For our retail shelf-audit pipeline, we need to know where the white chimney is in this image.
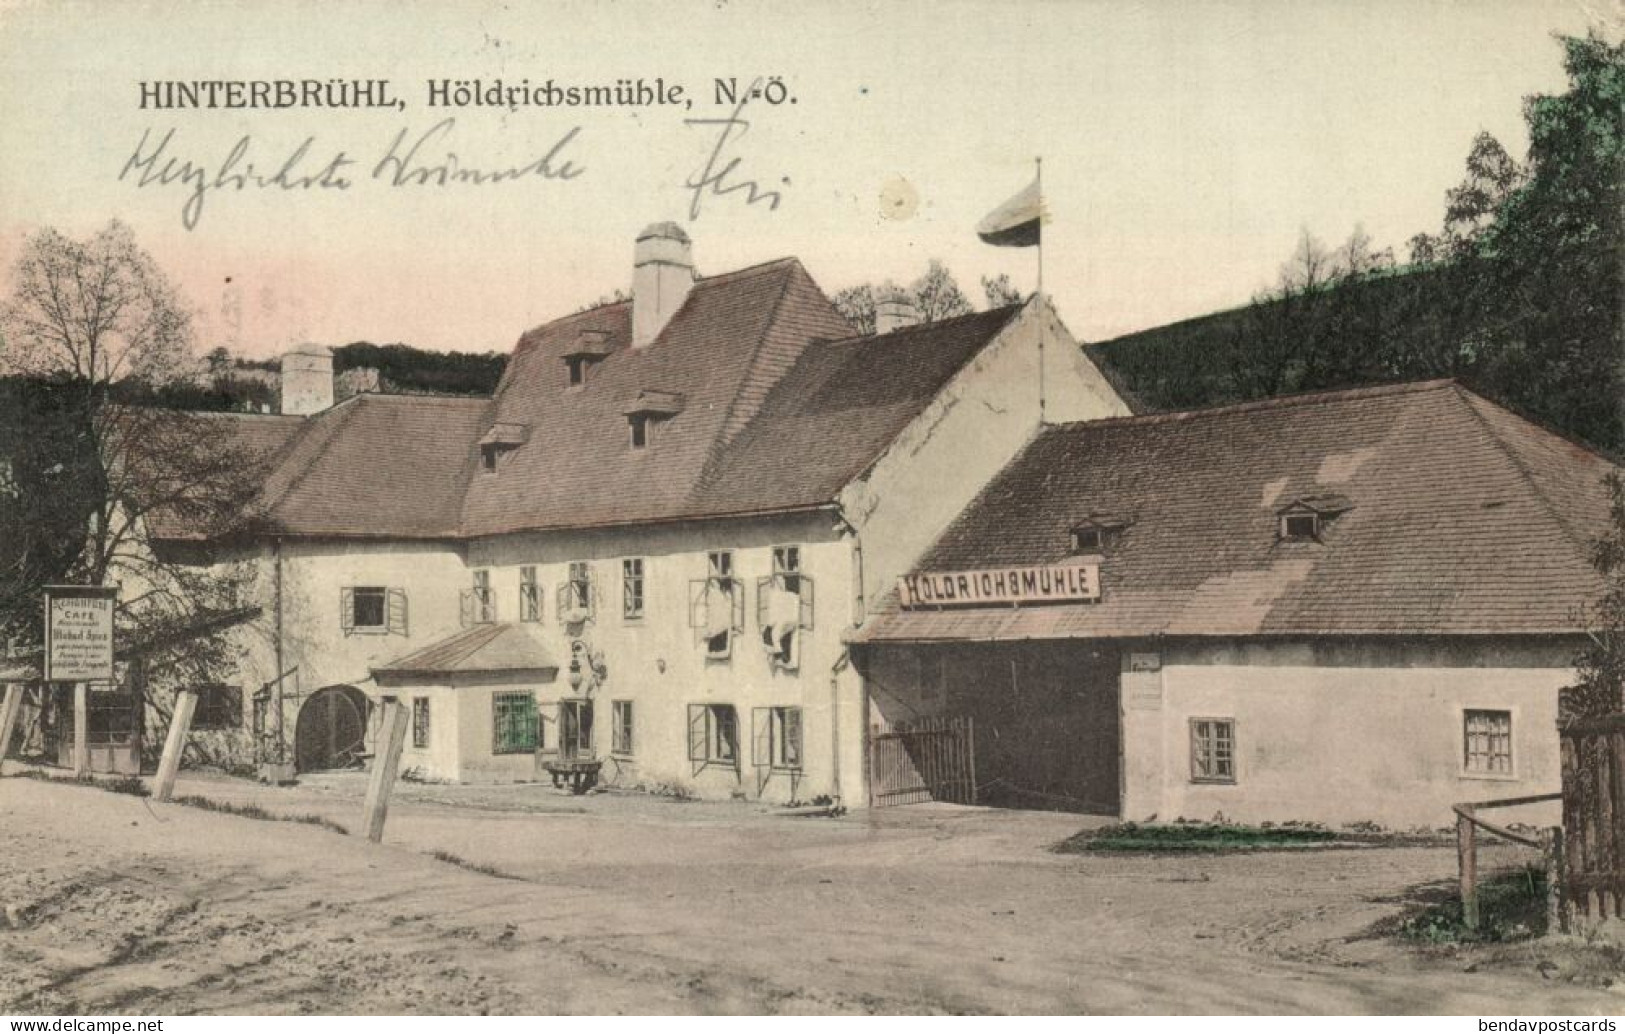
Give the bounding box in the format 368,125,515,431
874,289,920,335
280,344,335,415
632,222,695,348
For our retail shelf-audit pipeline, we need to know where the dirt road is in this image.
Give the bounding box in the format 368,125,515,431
1,774,1619,1015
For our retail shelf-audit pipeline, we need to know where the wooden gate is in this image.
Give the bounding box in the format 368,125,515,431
869,715,976,807
1560,715,1625,921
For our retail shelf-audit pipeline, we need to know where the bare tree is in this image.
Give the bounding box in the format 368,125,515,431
982,274,1025,308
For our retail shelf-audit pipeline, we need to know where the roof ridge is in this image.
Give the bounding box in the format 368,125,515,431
819,304,1022,350
1044,378,1460,432
701,259,800,476
694,256,799,286
1450,384,1599,567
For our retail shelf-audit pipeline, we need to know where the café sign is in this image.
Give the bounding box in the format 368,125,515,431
898,563,1101,608
44,585,117,682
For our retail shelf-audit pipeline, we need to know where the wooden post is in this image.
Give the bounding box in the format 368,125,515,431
1543,825,1567,935
361,701,409,843
1458,809,1479,931
153,689,197,803
73,682,89,777
0,684,22,774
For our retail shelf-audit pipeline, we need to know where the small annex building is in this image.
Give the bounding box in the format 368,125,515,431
850,380,1619,828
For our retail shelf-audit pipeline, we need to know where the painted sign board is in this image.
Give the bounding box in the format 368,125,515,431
44,585,117,683
898,564,1100,609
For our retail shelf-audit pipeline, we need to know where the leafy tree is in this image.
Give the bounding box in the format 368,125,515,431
832,261,983,333
0,222,265,720
982,274,1024,308
1567,473,1625,720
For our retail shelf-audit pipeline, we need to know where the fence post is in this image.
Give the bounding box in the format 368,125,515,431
73,682,89,777
0,684,22,775
1542,825,1567,935
361,701,409,843
1457,809,1479,931
152,689,197,803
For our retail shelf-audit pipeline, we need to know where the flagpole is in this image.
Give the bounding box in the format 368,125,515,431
1036,155,1046,424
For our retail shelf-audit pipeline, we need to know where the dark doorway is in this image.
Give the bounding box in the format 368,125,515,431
294,685,369,772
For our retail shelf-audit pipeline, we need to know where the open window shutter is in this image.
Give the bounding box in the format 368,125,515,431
589,568,600,620
688,580,708,642
537,700,559,758
340,588,355,636
731,583,746,632
387,588,408,636
752,707,770,768
755,577,771,630
687,704,706,762
799,576,815,630
458,589,472,629
785,708,802,769
555,582,570,625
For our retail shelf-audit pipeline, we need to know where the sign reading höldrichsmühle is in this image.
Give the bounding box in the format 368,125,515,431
898,564,1100,608
44,585,118,682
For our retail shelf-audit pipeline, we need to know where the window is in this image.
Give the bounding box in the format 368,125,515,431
412,696,430,749
758,547,814,669
690,552,743,658
612,700,634,756
1071,526,1103,554
1464,709,1513,776
193,685,242,731
342,586,407,636
566,356,588,387
492,692,537,754
519,566,541,622
1190,718,1236,783
1279,511,1320,541
688,703,739,768
622,558,644,619
481,445,500,473
461,570,495,626
629,414,653,449
753,706,803,771
352,587,385,630
558,561,595,623
560,699,594,761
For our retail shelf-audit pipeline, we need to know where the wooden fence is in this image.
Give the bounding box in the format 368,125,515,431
1560,714,1625,924
870,715,976,807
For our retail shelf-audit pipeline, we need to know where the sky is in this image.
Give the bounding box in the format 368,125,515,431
0,0,1613,359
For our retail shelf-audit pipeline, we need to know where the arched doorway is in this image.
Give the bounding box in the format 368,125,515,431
294,685,369,772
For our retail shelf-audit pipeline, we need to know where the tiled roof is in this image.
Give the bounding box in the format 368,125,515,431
141,410,306,541
372,622,559,678
457,257,860,536
853,381,1619,642
249,394,492,539
694,306,1024,512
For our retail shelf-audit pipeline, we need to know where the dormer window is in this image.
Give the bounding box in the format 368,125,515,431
1276,494,1353,543
477,422,530,474
1069,514,1128,555
1279,511,1320,541
623,390,685,451
563,330,613,389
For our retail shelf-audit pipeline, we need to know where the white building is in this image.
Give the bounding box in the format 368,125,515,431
145,223,1128,802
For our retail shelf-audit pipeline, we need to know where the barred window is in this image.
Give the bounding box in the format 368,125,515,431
193,685,242,731
412,696,430,749
1464,709,1513,775
492,692,537,755
1190,718,1235,783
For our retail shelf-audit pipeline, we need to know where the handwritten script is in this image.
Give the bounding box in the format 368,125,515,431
119,118,586,230
683,77,785,221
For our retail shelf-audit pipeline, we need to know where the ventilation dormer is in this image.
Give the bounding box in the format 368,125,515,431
478,422,530,473
1276,494,1353,542
623,390,685,450
563,330,613,388
1069,514,1130,555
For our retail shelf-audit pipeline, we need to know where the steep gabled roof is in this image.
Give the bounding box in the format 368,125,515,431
457,257,857,536
854,380,1619,642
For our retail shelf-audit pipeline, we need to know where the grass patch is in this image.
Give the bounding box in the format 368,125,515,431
169,794,349,836
9,768,150,797
1394,865,1548,944
428,849,526,881
1057,821,1339,854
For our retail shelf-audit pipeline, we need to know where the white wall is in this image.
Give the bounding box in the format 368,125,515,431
840,297,1129,612
1124,638,1575,829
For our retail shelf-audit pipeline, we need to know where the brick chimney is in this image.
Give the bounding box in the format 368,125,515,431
874,289,920,335
632,222,694,349
280,344,335,415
